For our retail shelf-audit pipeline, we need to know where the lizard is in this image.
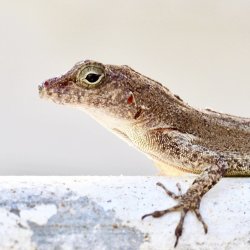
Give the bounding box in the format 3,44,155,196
38,60,250,247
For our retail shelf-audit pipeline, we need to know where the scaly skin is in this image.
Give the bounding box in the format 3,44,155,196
39,60,250,247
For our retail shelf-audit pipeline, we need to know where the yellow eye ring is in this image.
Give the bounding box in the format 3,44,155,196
76,64,105,88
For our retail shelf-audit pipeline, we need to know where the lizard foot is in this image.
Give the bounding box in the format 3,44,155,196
141,182,208,247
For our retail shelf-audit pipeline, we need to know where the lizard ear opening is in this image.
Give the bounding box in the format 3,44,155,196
76,64,105,88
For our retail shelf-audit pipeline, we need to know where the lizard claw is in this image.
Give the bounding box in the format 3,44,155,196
156,182,182,200
142,182,208,247
141,204,182,220
194,209,208,234
174,209,188,247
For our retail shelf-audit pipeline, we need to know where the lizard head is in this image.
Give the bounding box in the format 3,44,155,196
39,60,162,127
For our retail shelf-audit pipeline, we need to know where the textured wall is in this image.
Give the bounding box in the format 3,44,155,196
0,176,249,250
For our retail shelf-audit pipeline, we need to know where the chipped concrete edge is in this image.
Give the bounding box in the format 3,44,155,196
0,176,249,250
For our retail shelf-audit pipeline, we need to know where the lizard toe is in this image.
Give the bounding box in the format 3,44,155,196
142,182,209,247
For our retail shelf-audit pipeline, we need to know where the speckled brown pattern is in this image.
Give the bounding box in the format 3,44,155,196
39,60,250,247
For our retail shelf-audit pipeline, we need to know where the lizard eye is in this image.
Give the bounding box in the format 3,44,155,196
85,73,101,83
77,64,105,87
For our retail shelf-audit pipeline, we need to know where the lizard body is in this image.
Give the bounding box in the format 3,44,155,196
39,60,250,246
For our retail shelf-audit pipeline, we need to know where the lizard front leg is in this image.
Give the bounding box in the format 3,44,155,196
142,159,228,247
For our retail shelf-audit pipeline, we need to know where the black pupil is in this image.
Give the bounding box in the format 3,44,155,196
85,73,100,83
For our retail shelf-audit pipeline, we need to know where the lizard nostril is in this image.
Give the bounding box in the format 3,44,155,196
44,81,49,87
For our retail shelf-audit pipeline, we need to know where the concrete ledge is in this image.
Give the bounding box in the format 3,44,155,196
0,176,249,250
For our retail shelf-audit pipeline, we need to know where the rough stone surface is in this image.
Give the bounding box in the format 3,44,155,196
0,176,249,250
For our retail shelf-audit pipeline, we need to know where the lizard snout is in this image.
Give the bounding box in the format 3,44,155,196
39,77,59,90
38,77,61,99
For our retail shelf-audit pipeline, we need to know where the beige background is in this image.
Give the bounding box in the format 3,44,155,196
0,0,249,175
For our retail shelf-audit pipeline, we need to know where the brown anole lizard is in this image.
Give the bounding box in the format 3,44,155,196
39,60,250,247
